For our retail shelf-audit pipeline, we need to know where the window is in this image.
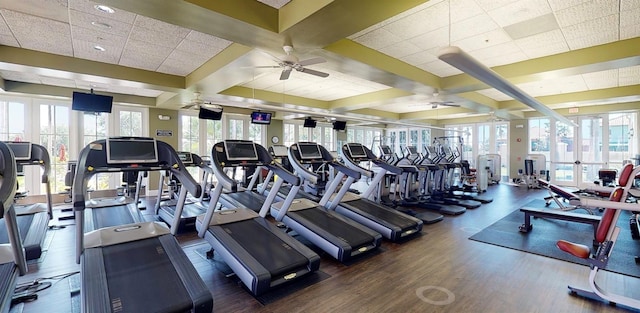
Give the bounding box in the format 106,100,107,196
0,99,27,192
205,119,222,157
181,114,200,153
283,123,296,147
228,118,244,140
40,104,71,193
119,110,143,136
248,123,263,146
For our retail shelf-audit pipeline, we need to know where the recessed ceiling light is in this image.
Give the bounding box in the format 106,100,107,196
93,45,106,52
91,21,112,29
94,5,115,14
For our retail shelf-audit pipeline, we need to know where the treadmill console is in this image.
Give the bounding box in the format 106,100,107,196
344,143,369,162
223,140,260,163
177,151,194,165
5,142,32,161
106,137,159,164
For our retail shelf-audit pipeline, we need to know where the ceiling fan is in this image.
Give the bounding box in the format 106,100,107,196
420,89,461,109
181,92,222,112
256,45,329,80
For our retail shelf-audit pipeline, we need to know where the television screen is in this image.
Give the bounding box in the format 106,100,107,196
251,112,271,125
270,145,288,157
72,91,113,113
198,107,223,120
297,143,322,160
6,142,32,161
177,151,193,164
303,118,317,128
106,138,158,164
224,140,258,161
333,120,346,131
347,143,367,158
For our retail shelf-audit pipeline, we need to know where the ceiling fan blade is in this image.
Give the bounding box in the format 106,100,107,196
181,104,195,109
439,101,460,107
252,65,281,69
298,68,329,78
279,69,292,80
297,57,326,67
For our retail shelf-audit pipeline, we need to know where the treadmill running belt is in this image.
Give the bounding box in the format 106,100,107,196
90,205,138,230
0,214,33,244
222,220,308,277
289,208,374,247
162,203,205,219
344,200,416,229
225,192,266,211
102,238,192,313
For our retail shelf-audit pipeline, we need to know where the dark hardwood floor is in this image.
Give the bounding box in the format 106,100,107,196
15,184,640,313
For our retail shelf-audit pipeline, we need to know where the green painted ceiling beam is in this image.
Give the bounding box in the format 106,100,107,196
442,38,640,93
220,86,330,110
186,43,254,88
4,81,156,106
0,46,184,92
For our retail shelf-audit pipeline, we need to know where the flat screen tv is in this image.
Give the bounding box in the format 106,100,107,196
106,138,158,164
224,140,258,161
333,120,346,131
297,143,322,160
303,118,317,128
6,142,32,161
251,111,272,125
72,91,113,113
198,107,223,120
347,143,367,158
177,151,194,164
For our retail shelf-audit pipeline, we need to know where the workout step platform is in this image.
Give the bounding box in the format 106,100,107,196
519,207,601,246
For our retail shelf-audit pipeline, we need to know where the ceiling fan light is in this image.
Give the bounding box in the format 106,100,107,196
438,46,577,127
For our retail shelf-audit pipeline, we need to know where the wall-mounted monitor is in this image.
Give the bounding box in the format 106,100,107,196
347,143,367,158
198,107,223,120
72,91,113,113
297,143,322,160
224,140,259,161
5,142,32,161
303,118,317,128
333,120,346,131
251,111,272,125
106,138,158,164
177,151,194,164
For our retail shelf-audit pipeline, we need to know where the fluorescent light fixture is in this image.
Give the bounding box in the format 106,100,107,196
438,46,578,127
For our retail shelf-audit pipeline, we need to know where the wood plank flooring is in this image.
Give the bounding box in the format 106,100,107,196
15,184,640,313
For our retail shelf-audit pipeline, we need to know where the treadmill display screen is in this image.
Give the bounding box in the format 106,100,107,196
6,142,32,161
347,143,367,158
380,145,392,155
298,143,322,160
270,145,288,157
177,151,193,164
106,138,159,164
224,141,258,161
407,146,418,155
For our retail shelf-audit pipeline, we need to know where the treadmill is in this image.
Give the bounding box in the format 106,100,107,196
216,150,268,212
263,145,321,202
156,151,212,234
0,141,28,313
74,137,212,313
0,142,51,260
195,140,320,296
267,142,382,262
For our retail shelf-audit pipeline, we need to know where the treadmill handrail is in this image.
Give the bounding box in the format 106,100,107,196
289,142,361,181
0,142,28,275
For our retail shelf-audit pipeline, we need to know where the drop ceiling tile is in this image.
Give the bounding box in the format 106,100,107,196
165,49,212,66
349,1,442,38
122,39,172,59
175,39,227,57
469,41,522,60
621,22,640,39
566,28,618,50
133,15,190,39
408,27,449,51
68,9,133,37
0,14,12,36
1,0,68,23
2,10,72,55
473,0,520,11
582,69,618,90
71,25,127,51
514,29,569,57
379,40,422,58
451,13,500,42
107,85,164,97
619,65,640,86
417,60,462,77
118,52,165,72
481,50,529,67
487,0,552,27
554,0,618,27
518,74,588,97
0,34,20,47
352,28,402,50
73,39,121,64
450,0,484,23
68,0,136,24
452,28,512,52
561,14,618,41
621,7,640,27
157,58,200,76
184,31,233,49
622,0,640,10
383,2,449,40
129,26,185,48
547,0,591,12
400,50,438,66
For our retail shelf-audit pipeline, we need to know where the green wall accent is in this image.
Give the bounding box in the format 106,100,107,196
148,108,180,191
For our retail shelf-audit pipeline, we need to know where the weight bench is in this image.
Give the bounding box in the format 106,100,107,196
538,179,594,214
519,206,601,246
